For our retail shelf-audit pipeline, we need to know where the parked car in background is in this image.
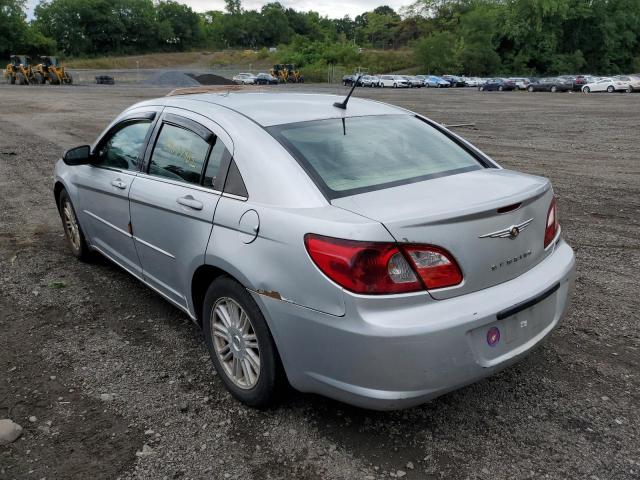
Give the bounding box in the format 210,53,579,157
54,92,575,410
424,75,450,88
572,75,596,91
379,75,410,88
508,78,531,90
233,73,256,85
402,75,424,88
526,78,572,93
342,74,358,86
614,75,640,92
254,73,278,85
479,78,517,91
463,77,481,87
582,77,628,93
442,75,466,87
361,75,381,87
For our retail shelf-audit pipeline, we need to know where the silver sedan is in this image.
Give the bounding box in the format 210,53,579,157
54,92,575,410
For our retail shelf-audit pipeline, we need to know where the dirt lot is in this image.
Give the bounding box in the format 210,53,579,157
1,84,638,480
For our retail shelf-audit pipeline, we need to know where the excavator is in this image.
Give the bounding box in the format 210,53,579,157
33,56,73,85
4,55,36,85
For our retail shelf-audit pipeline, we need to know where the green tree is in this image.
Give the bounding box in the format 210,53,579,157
414,30,459,73
1,0,30,57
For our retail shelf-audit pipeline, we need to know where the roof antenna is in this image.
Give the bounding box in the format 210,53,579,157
333,74,362,109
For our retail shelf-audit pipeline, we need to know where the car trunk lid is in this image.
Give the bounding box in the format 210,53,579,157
331,169,554,299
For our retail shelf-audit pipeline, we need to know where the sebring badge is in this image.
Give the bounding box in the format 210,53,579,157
479,218,534,240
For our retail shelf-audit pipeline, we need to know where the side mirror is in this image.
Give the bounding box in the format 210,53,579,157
63,145,91,165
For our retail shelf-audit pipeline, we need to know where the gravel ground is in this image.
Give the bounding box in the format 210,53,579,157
0,84,638,480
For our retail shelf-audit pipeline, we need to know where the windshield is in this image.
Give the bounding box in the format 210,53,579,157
268,114,484,198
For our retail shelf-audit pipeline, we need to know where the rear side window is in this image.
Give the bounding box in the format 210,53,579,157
203,139,232,190
149,124,209,185
268,114,483,199
223,160,248,198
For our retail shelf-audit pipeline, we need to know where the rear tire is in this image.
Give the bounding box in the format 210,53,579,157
551,86,557,93
58,189,92,261
202,277,283,408
498,85,504,91
606,85,614,93
527,85,534,92
583,86,590,93
625,86,631,93
479,86,484,91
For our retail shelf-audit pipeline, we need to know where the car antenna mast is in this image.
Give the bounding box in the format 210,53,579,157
333,74,362,109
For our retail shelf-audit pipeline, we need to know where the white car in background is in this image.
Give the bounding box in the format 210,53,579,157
581,77,627,93
509,78,531,90
232,73,256,85
463,77,481,87
614,75,640,92
379,75,410,88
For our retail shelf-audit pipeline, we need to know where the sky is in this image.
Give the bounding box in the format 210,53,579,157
25,0,412,19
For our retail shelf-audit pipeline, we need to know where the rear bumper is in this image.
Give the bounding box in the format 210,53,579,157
255,240,575,410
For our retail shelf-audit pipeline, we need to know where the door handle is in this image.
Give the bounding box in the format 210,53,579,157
111,179,127,189
177,195,203,210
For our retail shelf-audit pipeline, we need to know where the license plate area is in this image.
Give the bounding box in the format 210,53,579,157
468,285,559,366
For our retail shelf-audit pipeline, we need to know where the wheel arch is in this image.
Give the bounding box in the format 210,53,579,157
192,263,291,384
54,181,66,212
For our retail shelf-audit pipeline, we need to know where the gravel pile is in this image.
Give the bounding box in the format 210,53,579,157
142,71,200,87
187,73,234,85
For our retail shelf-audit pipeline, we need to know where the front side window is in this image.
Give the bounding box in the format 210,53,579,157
149,123,210,185
268,115,484,198
94,121,151,171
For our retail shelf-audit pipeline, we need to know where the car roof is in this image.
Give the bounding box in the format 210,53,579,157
161,92,406,127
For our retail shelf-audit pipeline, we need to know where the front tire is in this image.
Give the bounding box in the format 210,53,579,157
58,189,91,260
203,277,283,408
583,86,590,93
498,85,504,91
551,86,557,93
607,85,614,93
527,86,534,92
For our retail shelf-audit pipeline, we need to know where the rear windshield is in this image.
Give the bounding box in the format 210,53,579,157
268,114,484,198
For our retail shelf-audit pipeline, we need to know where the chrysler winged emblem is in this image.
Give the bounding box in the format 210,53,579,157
479,218,533,240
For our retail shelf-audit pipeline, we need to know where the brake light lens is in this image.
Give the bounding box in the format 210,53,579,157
304,234,463,294
403,245,463,289
544,196,559,247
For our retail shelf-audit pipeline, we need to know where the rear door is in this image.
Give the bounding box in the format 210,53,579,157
74,111,157,276
128,108,232,310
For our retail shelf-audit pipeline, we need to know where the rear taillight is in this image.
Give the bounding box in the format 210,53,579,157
304,234,462,294
402,245,463,289
544,197,559,248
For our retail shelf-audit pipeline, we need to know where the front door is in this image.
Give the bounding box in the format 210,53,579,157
75,114,156,276
129,109,232,311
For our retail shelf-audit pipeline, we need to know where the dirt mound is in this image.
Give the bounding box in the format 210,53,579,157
142,71,200,87
187,73,235,85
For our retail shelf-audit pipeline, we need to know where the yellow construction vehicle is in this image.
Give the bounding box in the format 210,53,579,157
33,56,73,85
270,64,288,83
3,55,36,85
285,64,304,83
269,64,304,83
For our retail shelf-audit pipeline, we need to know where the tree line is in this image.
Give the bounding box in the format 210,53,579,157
2,0,639,76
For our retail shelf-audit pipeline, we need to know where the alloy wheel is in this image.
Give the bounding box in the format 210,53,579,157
63,200,81,251
210,297,260,389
